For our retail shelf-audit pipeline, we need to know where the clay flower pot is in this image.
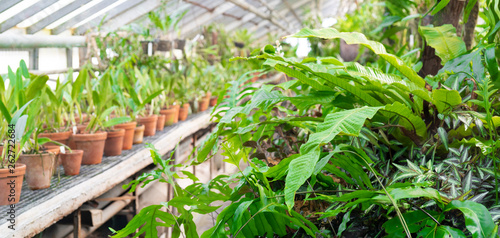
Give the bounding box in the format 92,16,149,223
114,121,137,150
18,153,56,190
72,131,108,165
0,163,26,205
44,145,61,175
137,115,158,136
251,72,259,83
39,131,72,146
160,107,178,126
156,114,166,131
133,125,145,144
60,150,83,176
198,97,210,112
179,103,190,121
209,96,218,107
104,129,125,156
74,113,89,124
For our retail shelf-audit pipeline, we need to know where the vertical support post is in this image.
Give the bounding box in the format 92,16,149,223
66,47,73,68
78,47,87,68
29,48,39,70
73,208,81,238
192,134,197,177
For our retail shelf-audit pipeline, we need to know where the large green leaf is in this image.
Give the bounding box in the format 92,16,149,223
111,205,175,238
431,88,462,113
420,24,466,64
26,75,49,101
445,200,497,238
288,28,426,87
284,106,382,210
384,102,427,138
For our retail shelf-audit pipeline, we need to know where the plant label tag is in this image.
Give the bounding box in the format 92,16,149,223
148,42,153,56
60,146,65,154
73,126,77,134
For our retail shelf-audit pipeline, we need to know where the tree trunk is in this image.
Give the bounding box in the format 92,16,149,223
419,0,465,77
463,0,479,50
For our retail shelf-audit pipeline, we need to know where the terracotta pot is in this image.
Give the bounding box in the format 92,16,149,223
104,129,125,156
251,72,259,83
198,97,210,112
60,150,83,176
0,163,26,205
179,103,190,121
76,124,88,133
156,114,166,131
137,115,158,136
72,132,108,165
18,153,55,190
39,131,72,146
205,92,212,99
209,96,218,106
160,107,178,126
133,125,145,144
114,121,137,150
74,113,89,124
44,146,61,175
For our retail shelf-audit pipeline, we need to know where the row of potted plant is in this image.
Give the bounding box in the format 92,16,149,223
0,58,226,206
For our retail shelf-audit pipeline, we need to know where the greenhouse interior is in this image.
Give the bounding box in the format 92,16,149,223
0,0,499,237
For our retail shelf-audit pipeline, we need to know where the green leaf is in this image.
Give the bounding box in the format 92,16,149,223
103,116,132,128
384,102,427,138
111,205,175,238
26,75,49,101
437,127,449,151
445,200,497,238
19,60,30,78
288,28,426,87
431,88,462,113
420,24,466,64
284,106,382,210
432,0,450,15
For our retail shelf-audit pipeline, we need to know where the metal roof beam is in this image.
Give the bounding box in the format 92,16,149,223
0,0,22,15
75,0,145,34
255,0,292,27
97,0,162,33
282,0,303,27
52,0,123,35
180,2,235,36
0,34,86,48
0,0,58,33
225,0,291,34
225,0,281,32
26,0,93,34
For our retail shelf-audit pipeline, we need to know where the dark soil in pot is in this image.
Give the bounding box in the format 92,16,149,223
137,115,158,136
114,121,137,150
60,150,83,176
0,163,26,205
104,129,125,156
72,131,108,165
18,153,55,190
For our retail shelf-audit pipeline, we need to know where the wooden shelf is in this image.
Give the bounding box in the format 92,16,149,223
0,110,213,238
